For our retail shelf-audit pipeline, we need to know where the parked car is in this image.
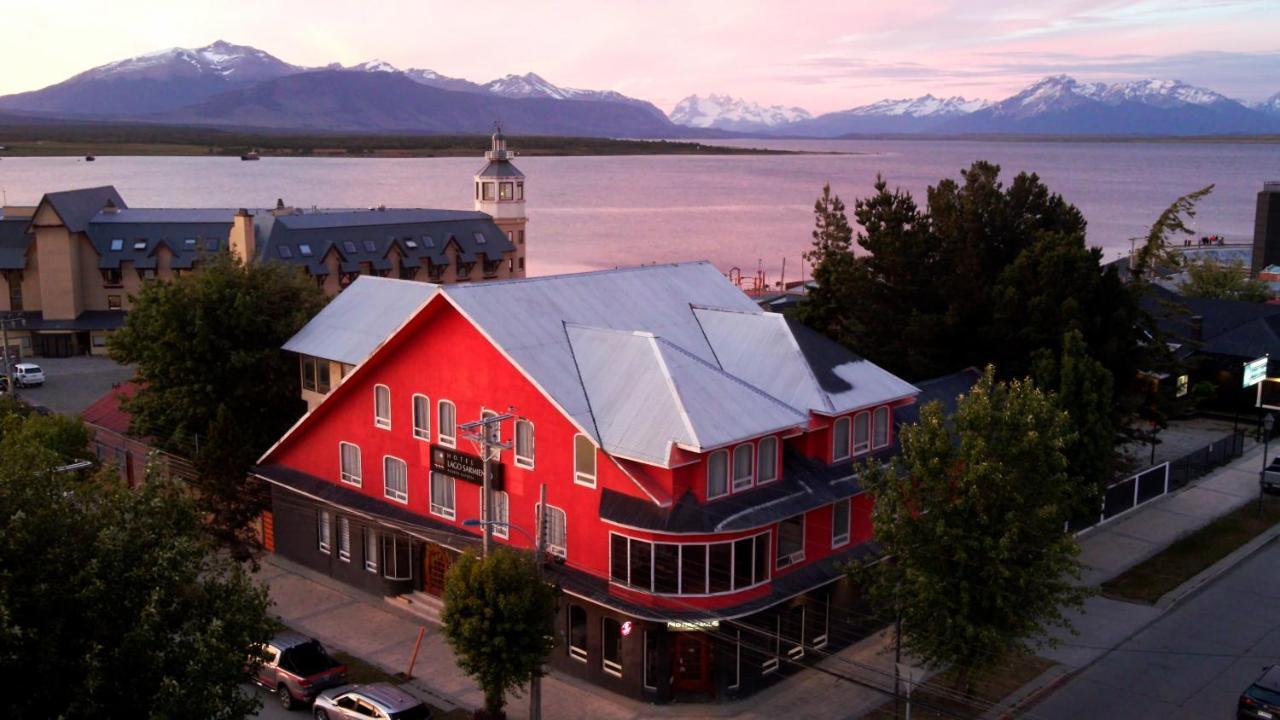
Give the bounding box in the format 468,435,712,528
1264,458,1280,494
12,363,44,387
253,632,348,710
312,683,431,720
1239,665,1280,719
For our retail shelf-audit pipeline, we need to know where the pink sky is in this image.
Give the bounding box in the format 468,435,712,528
5,0,1278,112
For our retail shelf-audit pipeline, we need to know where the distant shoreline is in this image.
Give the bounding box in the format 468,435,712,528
715,133,1280,145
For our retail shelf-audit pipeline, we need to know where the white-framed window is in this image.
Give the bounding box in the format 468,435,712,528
383,456,408,504
758,436,778,484
573,434,596,487
338,517,350,561
832,497,851,547
412,394,430,440
776,514,805,569
537,503,567,558
363,527,378,573
873,406,890,448
567,604,588,662
853,411,870,455
339,442,362,486
515,419,535,469
602,618,623,677
490,491,509,539
430,471,456,519
707,449,729,499
438,400,456,448
833,416,851,461
318,510,331,554
382,534,412,580
609,531,769,596
811,593,830,649
374,384,391,429
732,443,754,491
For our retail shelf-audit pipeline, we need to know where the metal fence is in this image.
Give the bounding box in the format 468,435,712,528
1073,429,1246,533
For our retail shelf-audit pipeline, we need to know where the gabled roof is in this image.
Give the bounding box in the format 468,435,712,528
32,186,126,233
81,381,140,436
283,276,437,365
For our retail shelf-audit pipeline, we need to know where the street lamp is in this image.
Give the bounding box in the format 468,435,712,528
1261,413,1275,517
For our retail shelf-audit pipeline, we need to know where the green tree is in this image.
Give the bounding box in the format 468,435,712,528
795,182,862,348
0,395,91,463
1033,330,1116,505
1178,255,1271,302
109,250,326,548
853,368,1088,689
442,549,557,719
0,414,275,719
1129,185,1215,281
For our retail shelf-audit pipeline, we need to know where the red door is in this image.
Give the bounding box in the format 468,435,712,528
671,634,712,696
424,544,452,597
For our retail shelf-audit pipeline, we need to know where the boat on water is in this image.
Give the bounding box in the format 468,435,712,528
84,155,95,162
240,150,260,161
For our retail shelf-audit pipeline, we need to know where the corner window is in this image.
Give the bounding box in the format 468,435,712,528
832,498,850,547
438,400,456,447
873,406,890,448
602,618,623,677
758,437,778,484
776,514,805,569
338,517,350,561
363,528,378,573
515,419,534,468
732,444,754,491
374,385,391,429
833,416,851,461
538,503,567,558
573,434,596,487
516,183,524,201
317,510,331,554
568,605,587,662
707,450,728,499
339,442,362,486
853,411,870,455
490,491,509,538
383,456,408,504
430,472,455,519
412,394,430,440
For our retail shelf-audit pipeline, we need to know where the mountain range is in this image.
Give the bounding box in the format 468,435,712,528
0,41,1277,138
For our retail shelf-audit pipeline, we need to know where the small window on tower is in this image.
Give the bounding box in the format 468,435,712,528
499,182,513,201
482,182,495,201
516,182,524,200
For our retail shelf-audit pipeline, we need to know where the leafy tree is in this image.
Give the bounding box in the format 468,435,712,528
1129,185,1215,281
1033,330,1116,505
0,413,275,719
109,250,326,548
853,368,1088,689
442,549,557,719
796,183,862,348
0,395,90,463
1179,255,1271,303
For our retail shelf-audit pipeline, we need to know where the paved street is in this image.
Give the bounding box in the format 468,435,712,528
7,355,134,415
1033,539,1280,720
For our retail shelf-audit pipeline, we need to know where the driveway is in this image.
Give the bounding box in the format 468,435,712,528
7,355,134,415
1033,538,1280,719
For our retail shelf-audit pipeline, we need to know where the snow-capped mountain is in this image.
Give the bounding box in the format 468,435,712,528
1099,79,1229,108
347,59,400,74
0,40,299,115
779,94,983,136
668,94,811,132
477,73,668,120
844,94,989,118
401,68,485,94
1256,92,1280,116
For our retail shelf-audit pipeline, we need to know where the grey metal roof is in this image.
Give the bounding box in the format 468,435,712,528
36,186,126,233
260,209,514,276
0,217,31,270
476,160,525,179
283,276,436,365
85,211,232,271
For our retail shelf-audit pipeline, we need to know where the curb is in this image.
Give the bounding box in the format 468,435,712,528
1155,521,1280,610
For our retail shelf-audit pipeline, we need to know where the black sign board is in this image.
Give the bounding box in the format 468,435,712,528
431,445,503,491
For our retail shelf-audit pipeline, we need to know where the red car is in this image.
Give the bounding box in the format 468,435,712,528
254,632,349,710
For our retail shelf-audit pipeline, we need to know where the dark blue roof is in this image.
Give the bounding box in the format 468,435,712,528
36,186,126,233
5,310,126,331
85,211,233,271
260,209,515,276
893,367,982,427
476,161,525,179
0,217,31,270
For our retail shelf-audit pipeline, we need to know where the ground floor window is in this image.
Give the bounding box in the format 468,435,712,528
337,517,350,561
363,527,378,573
317,510,331,554
602,618,623,677
643,631,658,691
568,604,588,662
810,593,830,649
381,535,412,580
783,604,805,660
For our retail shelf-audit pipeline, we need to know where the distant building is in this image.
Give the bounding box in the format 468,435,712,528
81,381,150,487
1252,180,1280,275
0,130,527,358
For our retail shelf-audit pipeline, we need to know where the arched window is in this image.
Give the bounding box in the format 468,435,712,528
412,394,430,440
373,385,391,429
833,416,851,461
873,406,890,448
438,400,456,447
707,449,729,499
515,419,535,468
758,437,779,484
732,443,754,491
383,456,408,504
853,412,870,454
339,442,361,486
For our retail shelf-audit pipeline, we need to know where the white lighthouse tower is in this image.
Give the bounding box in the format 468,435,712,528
474,125,527,277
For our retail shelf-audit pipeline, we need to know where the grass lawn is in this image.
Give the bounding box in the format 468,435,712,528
325,649,471,720
1100,495,1280,604
861,652,1056,720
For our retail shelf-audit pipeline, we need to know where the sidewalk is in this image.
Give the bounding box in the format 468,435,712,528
260,555,915,719
985,438,1276,718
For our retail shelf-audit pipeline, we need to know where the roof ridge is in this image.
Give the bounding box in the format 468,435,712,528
651,335,809,424
444,260,717,291
646,335,702,448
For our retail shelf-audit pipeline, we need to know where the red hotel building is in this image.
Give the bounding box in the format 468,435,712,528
255,263,919,702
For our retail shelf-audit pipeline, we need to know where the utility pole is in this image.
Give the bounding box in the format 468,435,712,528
529,482,547,720
0,313,23,400
459,409,513,557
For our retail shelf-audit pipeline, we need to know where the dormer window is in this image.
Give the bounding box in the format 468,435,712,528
404,239,418,250
298,243,313,257
110,238,124,251
707,450,729,499
363,239,377,252
422,235,433,248
833,416,851,462
133,240,147,251
732,444,754,492
473,232,486,245
873,407,891,448
343,241,358,254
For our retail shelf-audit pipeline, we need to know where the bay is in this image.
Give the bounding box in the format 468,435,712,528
1,139,1276,281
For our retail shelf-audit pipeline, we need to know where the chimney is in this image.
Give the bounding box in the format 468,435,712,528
230,208,256,264
102,198,120,215
1190,314,1204,343
271,198,294,217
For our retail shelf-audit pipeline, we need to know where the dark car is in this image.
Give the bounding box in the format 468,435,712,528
1239,665,1280,719
253,632,348,710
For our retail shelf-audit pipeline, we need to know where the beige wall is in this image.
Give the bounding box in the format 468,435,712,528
33,224,84,321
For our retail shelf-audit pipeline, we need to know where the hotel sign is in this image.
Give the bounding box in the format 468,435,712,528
1244,356,1269,389
666,619,720,631
431,445,503,490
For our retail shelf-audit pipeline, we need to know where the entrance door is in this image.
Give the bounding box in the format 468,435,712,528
423,544,452,597
671,634,712,696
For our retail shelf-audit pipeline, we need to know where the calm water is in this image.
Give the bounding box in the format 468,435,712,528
1,139,1277,280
